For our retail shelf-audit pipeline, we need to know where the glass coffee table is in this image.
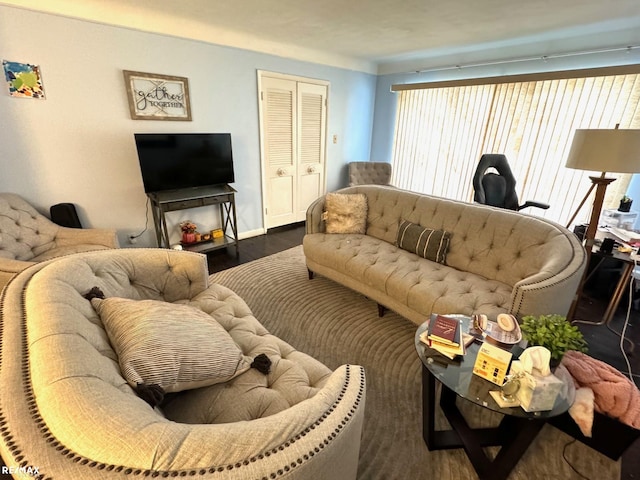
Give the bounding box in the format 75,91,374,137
415,316,573,480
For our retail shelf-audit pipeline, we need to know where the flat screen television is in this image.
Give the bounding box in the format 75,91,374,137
134,133,235,193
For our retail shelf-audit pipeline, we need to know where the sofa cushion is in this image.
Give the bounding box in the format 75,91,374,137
396,219,451,264
324,193,368,234
303,233,512,318
162,284,334,424
90,296,253,395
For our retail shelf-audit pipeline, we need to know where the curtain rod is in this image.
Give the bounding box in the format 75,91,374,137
410,44,639,75
392,63,640,92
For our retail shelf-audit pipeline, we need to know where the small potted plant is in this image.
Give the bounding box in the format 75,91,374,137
619,195,633,212
180,220,198,244
520,314,588,365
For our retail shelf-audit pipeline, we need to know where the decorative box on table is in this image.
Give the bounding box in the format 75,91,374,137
511,360,563,412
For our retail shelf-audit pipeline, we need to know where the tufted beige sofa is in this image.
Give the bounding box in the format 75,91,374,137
0,249,365,479
0,193,119,291
304,185,586,324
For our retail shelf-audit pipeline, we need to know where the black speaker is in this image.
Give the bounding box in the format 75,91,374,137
50,203,82,228
599,237,615,255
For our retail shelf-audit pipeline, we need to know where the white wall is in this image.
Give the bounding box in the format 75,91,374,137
0,6,376,247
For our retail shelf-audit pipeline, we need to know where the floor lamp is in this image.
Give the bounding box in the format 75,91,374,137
565,128,640,324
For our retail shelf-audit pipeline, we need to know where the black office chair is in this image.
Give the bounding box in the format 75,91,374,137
472,154,549,211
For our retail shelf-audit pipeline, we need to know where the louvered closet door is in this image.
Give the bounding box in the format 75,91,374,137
297,82,327,220
262,77,298,228
260,74,327,229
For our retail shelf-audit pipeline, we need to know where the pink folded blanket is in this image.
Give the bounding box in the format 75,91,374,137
561,350,640,429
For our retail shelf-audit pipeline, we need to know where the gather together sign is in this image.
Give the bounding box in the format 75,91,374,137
123,70,192,121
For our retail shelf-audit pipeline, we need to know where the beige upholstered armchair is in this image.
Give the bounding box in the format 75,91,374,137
348,161,392,186
0,193,119,291
0,248,365,479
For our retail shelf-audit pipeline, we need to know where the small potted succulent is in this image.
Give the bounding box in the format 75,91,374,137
619,195,633,212
520,314,588,364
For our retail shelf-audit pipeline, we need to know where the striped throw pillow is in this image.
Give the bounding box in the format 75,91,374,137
396,220,451,264
91,296,252,395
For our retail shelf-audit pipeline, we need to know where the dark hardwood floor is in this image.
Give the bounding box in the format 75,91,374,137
206,223,640,479
206,222,306,274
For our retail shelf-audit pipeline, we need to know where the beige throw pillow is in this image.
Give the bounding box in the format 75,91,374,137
90,296,253,396
324,193,368,234
396,219,451,264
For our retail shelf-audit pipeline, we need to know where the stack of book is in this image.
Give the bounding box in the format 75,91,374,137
419,314,473,359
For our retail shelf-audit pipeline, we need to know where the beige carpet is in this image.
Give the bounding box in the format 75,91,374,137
209,246,620,480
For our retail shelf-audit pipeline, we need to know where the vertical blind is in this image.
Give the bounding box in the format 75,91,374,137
391,72,640,226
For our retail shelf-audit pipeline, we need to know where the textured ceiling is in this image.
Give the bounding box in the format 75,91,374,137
133,0,636,59
2,0,640,73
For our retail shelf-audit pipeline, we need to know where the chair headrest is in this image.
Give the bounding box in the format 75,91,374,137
472,154,519,210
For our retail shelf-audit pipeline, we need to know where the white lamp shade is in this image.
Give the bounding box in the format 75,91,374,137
565,129,640,173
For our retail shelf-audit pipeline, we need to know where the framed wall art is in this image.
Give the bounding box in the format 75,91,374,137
123,70,191,121
3,60,46,99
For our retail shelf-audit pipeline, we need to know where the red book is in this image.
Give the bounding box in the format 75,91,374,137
427,314,460,346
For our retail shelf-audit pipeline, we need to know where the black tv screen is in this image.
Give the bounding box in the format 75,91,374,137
134,133,235,193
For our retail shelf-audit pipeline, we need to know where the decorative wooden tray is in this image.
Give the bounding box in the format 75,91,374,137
473,314,522,346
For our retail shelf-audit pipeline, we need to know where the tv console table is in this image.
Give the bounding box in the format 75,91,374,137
147,184,238,256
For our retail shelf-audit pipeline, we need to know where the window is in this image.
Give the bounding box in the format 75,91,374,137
391,66,640,226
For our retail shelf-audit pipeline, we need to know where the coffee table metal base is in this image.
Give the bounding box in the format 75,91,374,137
422,365,546,480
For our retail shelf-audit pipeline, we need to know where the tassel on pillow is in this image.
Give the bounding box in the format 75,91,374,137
134,383,165,407
83,286,105,301
251,353,272,375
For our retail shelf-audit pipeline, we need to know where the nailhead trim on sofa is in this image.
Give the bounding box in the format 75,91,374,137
0,251,366,479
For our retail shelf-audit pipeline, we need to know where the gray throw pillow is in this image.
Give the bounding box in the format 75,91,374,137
396,219,451,264
90,296,253,394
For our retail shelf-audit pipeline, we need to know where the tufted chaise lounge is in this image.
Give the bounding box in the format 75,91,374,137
0,193,119,291
304,185,586,324
0,248,366,479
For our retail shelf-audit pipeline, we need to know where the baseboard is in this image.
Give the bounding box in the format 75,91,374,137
238,228,267,240
267,221,305,234
239,222,304,240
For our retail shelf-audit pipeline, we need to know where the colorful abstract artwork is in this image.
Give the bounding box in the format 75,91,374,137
3,60,46,99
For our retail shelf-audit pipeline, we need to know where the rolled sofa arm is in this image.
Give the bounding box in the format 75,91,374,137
510,251,587,318
0,360,365,479
0,257,36,274
55,226,120,248
145,364,367,479
506,215,587,318
306,196,327,234
0,257,36,292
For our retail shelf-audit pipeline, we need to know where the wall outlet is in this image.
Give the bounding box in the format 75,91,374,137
128,234,138,244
